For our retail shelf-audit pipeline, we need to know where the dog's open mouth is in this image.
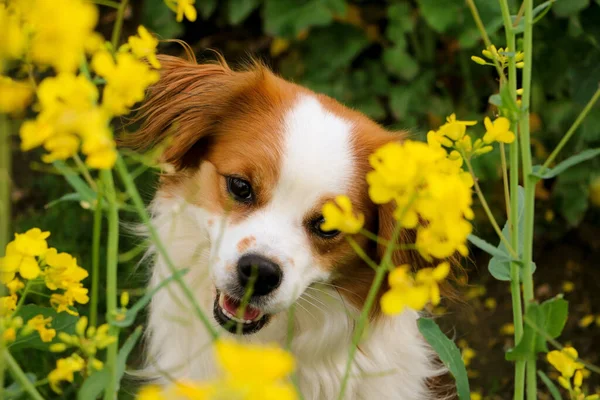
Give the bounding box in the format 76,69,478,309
213,291,270,334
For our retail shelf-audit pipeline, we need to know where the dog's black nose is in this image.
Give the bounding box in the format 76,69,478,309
237,254,282,296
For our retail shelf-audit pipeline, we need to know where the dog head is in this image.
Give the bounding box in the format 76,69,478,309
133,55,417,334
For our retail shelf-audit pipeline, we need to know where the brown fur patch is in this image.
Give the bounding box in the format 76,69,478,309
236,235,256,254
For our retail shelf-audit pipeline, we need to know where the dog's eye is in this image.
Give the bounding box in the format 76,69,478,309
311,216,341,239
226,176,254,203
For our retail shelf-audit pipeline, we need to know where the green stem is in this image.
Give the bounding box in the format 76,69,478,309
110,0,129,50
90,182,103,328
4,350,45,400
114,156,218,338
518,0,537,398
14,280,32,313
346,237,380,271
542,86,600,169
337,264,388,400
464,157,518,258
73,154,97,191
498,0,526,398
101,170,119,400
337,201,408,400
0,114,10,256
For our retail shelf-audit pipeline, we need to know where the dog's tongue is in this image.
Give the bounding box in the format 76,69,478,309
222,294,261,320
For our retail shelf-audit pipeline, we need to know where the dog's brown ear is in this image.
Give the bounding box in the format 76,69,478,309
126,55,262,170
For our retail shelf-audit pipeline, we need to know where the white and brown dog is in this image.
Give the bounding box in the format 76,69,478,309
133,54,447,400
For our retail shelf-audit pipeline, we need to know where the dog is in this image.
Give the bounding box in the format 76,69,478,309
132,53,446,400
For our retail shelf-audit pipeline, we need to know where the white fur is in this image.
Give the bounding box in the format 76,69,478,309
143,95,443,399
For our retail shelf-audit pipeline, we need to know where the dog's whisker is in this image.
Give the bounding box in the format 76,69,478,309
294,300,317,322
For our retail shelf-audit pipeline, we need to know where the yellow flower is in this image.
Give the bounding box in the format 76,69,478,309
48,353,86,393
92,51,160,116
127,25,161,69
3,327,16,343
26,314,57,343
380,264,450,315
579,314,595,328
42,134,80,163
14,228,50,256
471,56,487,65
44,248,88,290
470,392,482,400
1,240,42,281
462,346,476,367
321,195,364,234
167,0,198,22
0,77,33,115
414,262,450,305
483,117,515,144
19,73,115,168
137,340,297,400
437,113,477,141
6,278,24,294
0,294,17,317
547,347,584,378
19,0,99,73
215,339,295,383
500,323,515,335
0,4,26,65
381,267,430,315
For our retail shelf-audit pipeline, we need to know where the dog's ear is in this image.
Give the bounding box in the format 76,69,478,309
126,55,262,170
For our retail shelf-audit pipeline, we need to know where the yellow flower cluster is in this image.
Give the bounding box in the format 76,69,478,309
547,347,599,400
25,314,56,342
471,45,525,69
2,1,161,169
380,262,449,315
46,316,116,392
47,353,86,394
0,228,89,317
321,195,365,234
367,141,474,260
138,339,297,400
0,76,33,115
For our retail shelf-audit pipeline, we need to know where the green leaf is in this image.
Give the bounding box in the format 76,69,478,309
539,297,569,339
552,0,589,17
418,318,470,400
77,326,143,400
197,0,218,19
10,305,78,351
52,161,97,206
489,94,502,107
531,148,600,179
111,268,189,328
263,0,343,37
301,24,369,80
227,0,261,24
45,192,87,209
141,0,183,39
467,234,512,261
506,303,543,361
386,3,414,42
417,0,462,33
383,46,419,80
538,370,564,400
507,298,569,361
